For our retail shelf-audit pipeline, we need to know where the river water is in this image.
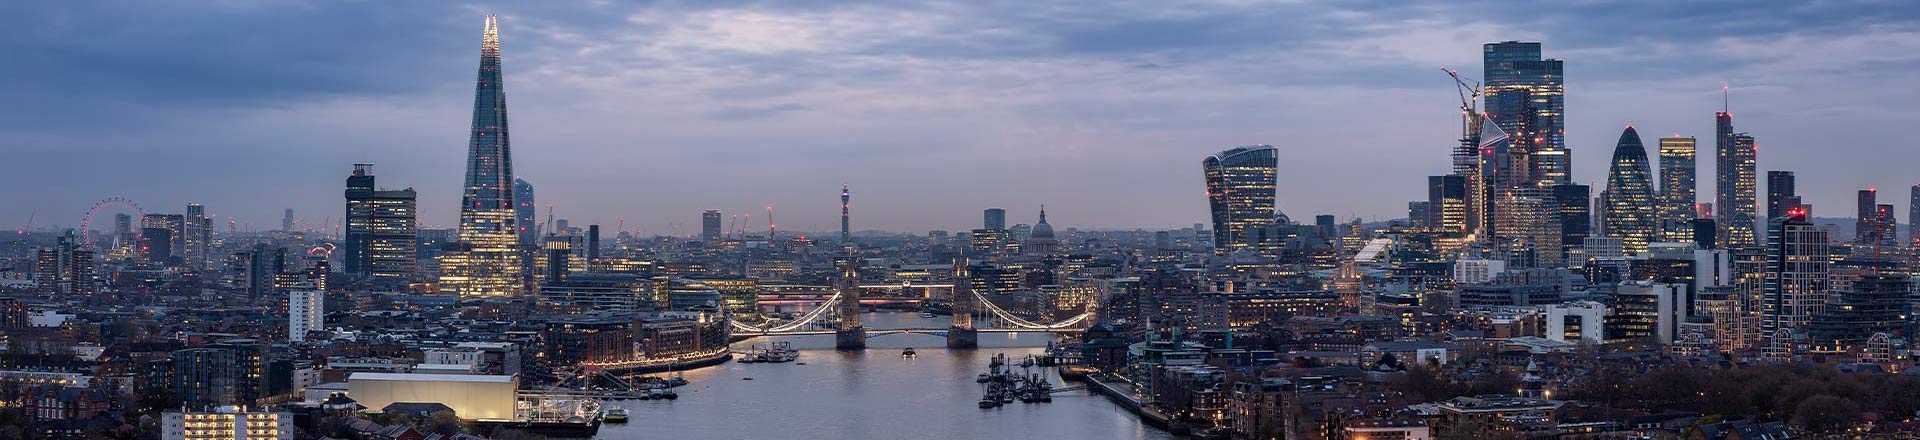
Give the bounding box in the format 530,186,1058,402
597,312,1173,439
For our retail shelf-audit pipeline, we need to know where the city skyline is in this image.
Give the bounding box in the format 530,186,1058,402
7,2,1920,234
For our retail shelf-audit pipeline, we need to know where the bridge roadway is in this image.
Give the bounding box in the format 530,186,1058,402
735,327,1081,338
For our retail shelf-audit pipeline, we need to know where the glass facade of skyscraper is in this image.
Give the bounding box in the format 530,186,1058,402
444,16,524,298
1484,41,1568,186
1602,127,1656,255
1656,137,1695,242
1203,146,1277,254
1716,110,1758,249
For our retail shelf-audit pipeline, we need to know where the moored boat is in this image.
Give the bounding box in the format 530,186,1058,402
601,407,629,423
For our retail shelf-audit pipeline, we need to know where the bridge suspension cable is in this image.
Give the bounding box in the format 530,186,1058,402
969,290,1091,330
729,288,1090,334
731,291,843,333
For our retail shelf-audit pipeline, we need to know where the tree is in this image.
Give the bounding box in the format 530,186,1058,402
425,410,468,436
1790,394,1860,433
378,411,416,428
1394,365,1459,402
1376,352,1402,371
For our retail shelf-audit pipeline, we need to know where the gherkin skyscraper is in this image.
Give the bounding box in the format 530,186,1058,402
443,16,523,297
1602,126,1657,255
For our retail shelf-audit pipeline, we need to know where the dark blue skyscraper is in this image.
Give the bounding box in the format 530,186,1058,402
1483,41,1568,186
514,178,536,246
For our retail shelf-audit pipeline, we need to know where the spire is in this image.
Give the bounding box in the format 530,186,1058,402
482,15,499,58
1038,205,1047,224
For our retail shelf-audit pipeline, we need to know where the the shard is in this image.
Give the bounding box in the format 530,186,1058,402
442,16,523,297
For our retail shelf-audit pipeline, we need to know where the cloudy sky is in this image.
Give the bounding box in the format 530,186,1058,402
6,0,1919,236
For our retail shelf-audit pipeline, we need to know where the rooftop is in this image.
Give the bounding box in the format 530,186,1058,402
348,373,515,383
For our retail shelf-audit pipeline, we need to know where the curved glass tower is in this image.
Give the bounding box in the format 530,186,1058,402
1603,127,1656,255
1203,146,1278,254
443,16,523,297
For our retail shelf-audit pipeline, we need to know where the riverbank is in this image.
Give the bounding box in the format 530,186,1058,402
602,320,1174,440
597,347,733,375
1080,373,1172,430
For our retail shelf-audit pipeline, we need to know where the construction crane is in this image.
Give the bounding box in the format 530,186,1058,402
1443,67,1488,240
18,210,35,237
541,203,556,235
1442,67,1482,141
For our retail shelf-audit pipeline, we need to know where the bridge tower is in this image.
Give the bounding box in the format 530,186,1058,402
834,258,866,349
946,257,978,348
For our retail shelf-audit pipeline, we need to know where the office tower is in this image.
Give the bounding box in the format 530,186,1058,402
443,16,524,298
1765,171,1798,220
1911,185,1920,245
1483,41,1569,186
1473,114,1521,241
514,179,536,246
1203,146,1279,254
1428,175,1467,236
114,213,132,240
1691,218,1718,250
1451,105,1490,237
1656,137,1696,242
983,208,1006,231
1493,187,1562,268
1761,207,1827,340
185,204,209,270
111,213,135,252
840,184,852,242
1408,201,1432,228
1716,101,1758,248
282,209,294,231
143,227,174,265
289,287,323,342
344,164,419,282
1550,183,1590,262
702,210,722,241
1876,204,1897,247
1310,215,1332,238
1601,127,1656,255
587,224,600,263
1856,188,1879,244
545,236,572,283
34,232,93,296
141,214,185,265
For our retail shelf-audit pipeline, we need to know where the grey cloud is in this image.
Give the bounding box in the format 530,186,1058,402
708,102,812,121
4,0,1920,233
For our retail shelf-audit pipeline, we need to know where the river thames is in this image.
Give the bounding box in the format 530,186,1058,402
597,312,1173,439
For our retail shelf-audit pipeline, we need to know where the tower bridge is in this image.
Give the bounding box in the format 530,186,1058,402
729,259,1092,348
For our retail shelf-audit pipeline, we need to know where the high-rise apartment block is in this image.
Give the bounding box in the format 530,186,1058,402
288,287,323,342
